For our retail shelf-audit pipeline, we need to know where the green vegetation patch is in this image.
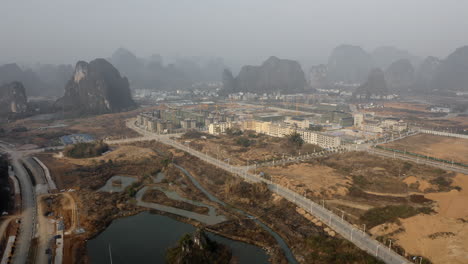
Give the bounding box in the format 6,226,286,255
64,141,109,158
287,131,304,147
361,205,434,228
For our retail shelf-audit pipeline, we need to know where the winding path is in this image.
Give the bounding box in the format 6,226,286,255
106,119,412,264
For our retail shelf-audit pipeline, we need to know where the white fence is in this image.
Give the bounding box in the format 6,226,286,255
171,141,411,264
418,129,468,139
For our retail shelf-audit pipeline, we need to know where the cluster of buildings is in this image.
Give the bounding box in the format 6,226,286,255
208,118,341,148
137,111,175,133
353,113,408,133
137,108,238,134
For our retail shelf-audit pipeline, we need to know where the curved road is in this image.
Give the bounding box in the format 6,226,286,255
0,143,36,264
106,119,411,264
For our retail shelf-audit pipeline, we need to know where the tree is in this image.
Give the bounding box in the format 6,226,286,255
235,137,252,147
287,132,304,147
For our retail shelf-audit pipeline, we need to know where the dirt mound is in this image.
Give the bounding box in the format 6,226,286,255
374,173,468,264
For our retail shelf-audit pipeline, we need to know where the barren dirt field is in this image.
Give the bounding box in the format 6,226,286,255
362,102,444,119
263,151,463,262
261,163,351,197
0,106,164,146
381,102,431,112
58,145,159,166
182,132,321,166
383,134,468,164
372,173,468,264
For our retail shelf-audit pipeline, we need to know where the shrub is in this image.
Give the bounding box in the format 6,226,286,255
235,137,253,147
12,126,27,132
225,128,243,136
361,205,433,228
287,132,304,147
430,176,452,188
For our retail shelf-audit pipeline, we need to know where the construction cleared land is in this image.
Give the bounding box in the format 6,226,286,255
258,151,468,264
383,134,468,165
180,131,321,166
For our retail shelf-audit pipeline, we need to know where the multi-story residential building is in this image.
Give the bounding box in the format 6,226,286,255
238,120,341,148
362,120,384,133
208,122,233,135
353,113,364,128
284,117,310,129
181,119,197,129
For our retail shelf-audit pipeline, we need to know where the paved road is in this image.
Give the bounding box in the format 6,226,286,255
115,119,410,264
0,143,37,264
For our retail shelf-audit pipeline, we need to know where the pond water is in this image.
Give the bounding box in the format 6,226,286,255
87,212,269,264
91,165,297,264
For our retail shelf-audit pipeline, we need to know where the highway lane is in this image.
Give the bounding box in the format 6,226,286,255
0,143,37,264
10,155,36,264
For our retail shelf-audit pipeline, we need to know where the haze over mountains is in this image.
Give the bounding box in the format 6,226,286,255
56,59,135,114
110,48,226,91
309,45,468,94
222,56,307,94
2,43,468,116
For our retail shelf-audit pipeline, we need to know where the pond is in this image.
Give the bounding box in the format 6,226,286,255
87,212,270,264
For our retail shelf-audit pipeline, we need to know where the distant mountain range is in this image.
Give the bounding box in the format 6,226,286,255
309,45,468,94
109,48,226,91
2,44,468,105
222,56,307,94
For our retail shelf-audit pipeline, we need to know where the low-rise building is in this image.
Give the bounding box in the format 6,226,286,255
430,106,450,113
284,117,310,129
181,119,197,129
208,122,233,135
353,113,364,128
239,120,341,148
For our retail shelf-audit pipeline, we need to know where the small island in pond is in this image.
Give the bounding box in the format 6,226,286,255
166,228,232,264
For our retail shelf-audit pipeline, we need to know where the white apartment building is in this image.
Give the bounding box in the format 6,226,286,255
353,113,364,128
362,123,384,133
208,122,233,135
284,117,310,129
239,120,341,148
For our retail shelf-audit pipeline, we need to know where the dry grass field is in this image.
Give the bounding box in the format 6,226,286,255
181,131,322,166
260,151,467,263
383,134,468,165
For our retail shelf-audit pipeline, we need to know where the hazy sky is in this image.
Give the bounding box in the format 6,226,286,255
2,0,468,66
